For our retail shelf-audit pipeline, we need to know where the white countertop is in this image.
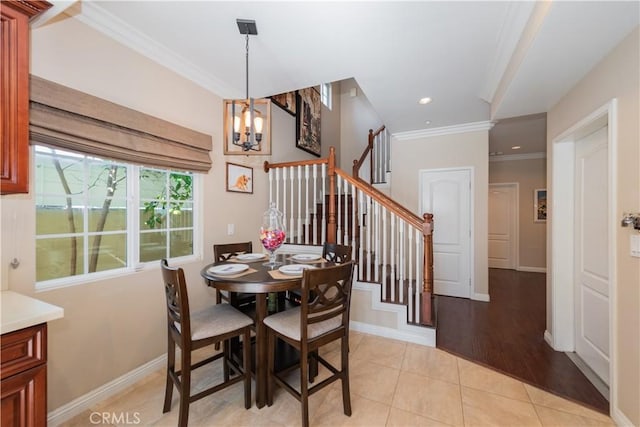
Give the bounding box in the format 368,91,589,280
1,291,64,334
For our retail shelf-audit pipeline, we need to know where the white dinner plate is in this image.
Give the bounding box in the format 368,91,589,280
291,253,322,262
235,253,266,261
278,264,316,276
207,264,249,275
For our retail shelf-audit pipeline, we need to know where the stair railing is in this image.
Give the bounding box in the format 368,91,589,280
352,125,390,184
264,147,434,326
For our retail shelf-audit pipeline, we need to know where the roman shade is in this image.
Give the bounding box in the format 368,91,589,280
29,75,212,172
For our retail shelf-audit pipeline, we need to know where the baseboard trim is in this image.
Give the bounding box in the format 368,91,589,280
472,292,490,302
544,330,553,347
352,281,436,347
47,355,166,426
611,406,633,427
517,266,547,273
350,320,435,347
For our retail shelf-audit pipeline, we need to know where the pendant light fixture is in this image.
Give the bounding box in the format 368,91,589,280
231,18,262,152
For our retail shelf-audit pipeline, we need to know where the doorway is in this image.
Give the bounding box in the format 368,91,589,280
550,100,617,405
419,167,472,298
488,183,518,269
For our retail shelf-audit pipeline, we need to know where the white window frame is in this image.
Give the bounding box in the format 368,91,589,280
321,82,332,110
34,146,201,291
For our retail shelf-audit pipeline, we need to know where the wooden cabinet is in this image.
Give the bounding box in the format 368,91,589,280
1,0,51,195
1,323,48,427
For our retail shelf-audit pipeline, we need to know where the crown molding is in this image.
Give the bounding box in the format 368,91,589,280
489,152,546,162
74,2,235,97
393,121,494,141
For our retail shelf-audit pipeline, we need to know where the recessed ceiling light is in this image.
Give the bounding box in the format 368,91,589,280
418,97,432,105
511,145,521,150
425,120,431,125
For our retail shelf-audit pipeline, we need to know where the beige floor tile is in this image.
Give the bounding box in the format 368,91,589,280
386,407,455,426
457,357,530,402
349,357,400,404
392,371,464,426
320,330,365,356
350,335,407,369
524,384,612,423
401,344,460,384
311,388,391,426
461,386,542,427
534,405,616,427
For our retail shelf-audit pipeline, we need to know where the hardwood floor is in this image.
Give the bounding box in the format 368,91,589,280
436,268,609,415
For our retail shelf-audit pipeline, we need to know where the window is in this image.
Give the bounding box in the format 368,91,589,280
35,146,197,288
320,82,332,110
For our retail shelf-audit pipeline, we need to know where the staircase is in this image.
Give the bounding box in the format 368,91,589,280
263,143,435,330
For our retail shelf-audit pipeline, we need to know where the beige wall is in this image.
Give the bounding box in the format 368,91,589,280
339,78,383,172
390,131,489,297
0,15,341,412
547,27,639,425
489,158,547,269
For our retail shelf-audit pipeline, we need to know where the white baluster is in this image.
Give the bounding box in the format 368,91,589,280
321,164,326,245
365,194,372,281
358,189,365,281
350,182,356,260
304,165,310,245
297,165,302,244
275,167,280,209
282,167,288,242
390,211,395,302
398,218,404,304
382,208,387,301
336,175,342,244
374,200,380,282
407,223,413,321
268,169,273,204
343,177,349,245
289,166,295,243
312,164,318,245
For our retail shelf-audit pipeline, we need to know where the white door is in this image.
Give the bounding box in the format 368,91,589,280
488,184,517,269
574,125,609,385
420,168,471,298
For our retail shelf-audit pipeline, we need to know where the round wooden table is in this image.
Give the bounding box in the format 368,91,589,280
200,253,331,408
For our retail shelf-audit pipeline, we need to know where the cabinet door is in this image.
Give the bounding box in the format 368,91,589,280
1,365,46,427
0,5,31,194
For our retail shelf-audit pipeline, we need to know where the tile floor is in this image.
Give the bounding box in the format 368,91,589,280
60,332,614,426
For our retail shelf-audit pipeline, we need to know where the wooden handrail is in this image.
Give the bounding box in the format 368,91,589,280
263,157,328,173
335,169,422,230
352,125,385,179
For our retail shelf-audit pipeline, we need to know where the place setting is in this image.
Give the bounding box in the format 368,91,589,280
206,263,257,278
287,253,325,264
230,253,267,263
268,263,316,279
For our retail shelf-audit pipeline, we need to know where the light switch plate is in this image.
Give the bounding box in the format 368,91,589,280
227,224,235,235
631,234,640,258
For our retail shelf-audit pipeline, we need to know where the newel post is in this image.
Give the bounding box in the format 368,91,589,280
421,213,434,326
327,147,337,243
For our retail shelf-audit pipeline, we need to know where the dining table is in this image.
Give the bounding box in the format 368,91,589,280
200,252,332,408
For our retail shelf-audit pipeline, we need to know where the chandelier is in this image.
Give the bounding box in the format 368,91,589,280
231,19,262,152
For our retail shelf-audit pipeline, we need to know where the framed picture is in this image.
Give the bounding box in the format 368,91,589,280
295,87,321,157
270,91,296,116
223,98,271,155
226,162,253,194
534,188,547,222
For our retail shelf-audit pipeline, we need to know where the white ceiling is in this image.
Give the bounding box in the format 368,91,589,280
44,1,638,150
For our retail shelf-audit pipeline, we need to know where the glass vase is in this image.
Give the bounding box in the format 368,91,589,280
260,203,286,268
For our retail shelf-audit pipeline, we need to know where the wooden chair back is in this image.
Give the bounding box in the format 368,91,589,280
322,242,352,263
300,261,355,341
214,242,253,262
161,259,190,348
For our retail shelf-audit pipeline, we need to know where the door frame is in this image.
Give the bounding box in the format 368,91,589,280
548,99,617,409
418,166,474,299
488,183,519,270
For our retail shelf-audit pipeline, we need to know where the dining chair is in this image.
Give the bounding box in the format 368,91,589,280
288,242,352,305
264,261,355,427
161,259,252,427
213,242,257,309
